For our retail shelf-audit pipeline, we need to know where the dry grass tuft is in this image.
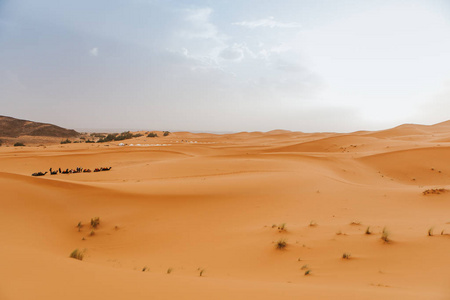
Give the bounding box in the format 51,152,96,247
276,239,287,249
70,249,84,260
423,188,447,195
381,227,390,243
277,223,287,231
90,217,100,228
309,221,317,227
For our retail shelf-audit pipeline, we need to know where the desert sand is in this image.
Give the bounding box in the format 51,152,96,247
1,122,450,299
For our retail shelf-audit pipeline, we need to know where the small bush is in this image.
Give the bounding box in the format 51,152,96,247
428,227,434,236
199,269,205,277
381,227,390,243
90,217,100,228
147,132,158,138
309,221,317,227
113,131,143,141
423,188,447,195
85,139,95,143
60,139,72,144
365,226,372,235
278,223,286,231
70,249,84,260
97,133,118,143
14,142,25,147
167,268,173,274
342,253,351,259
163,131,170,136
304,269,311,276
276,239,287,249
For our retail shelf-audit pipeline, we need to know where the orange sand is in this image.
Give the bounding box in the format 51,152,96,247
1,123,450,299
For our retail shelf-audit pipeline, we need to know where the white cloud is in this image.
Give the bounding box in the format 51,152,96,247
232,16,301,29
219,46,244,62
89,47,98,56
180,8,220,40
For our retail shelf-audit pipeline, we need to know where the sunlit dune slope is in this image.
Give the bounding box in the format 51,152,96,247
1,121,450,300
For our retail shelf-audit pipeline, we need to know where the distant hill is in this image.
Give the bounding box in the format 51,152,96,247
0,116,79,138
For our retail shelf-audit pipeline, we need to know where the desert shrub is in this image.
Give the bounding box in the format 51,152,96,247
77,222,82,231
90,217,100,228
276,239,287,249
147,132,158,138
163,131,170,136
133,133,143,138
199,269,205,277
14,142,25,146
381,227,390,243
342,253,351,259
423,189,447,195
365,226,372,235
167,268,173,274
85,139,95,143
304,269,311,275
428,227,434,236
277,223,286,231
70,249,84,260
97,133,118,143
114,131,133,141
60,139,72,144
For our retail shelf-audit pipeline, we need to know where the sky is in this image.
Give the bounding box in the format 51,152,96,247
1,0,450,133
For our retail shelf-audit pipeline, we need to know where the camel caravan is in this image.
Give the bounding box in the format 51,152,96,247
31,167,112,176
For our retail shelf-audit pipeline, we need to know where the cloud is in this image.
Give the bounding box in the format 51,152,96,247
180,8,220,40
232,16,301,29
89,47,98,56
219,44,245,62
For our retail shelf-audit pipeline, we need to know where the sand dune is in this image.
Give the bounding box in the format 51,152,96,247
1,122,450,299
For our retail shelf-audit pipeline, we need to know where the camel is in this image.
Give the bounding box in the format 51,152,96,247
32,171,47,176
101,167,112,171
83,169,92,173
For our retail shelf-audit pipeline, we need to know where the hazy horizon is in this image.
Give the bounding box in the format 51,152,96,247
1,0,450,132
